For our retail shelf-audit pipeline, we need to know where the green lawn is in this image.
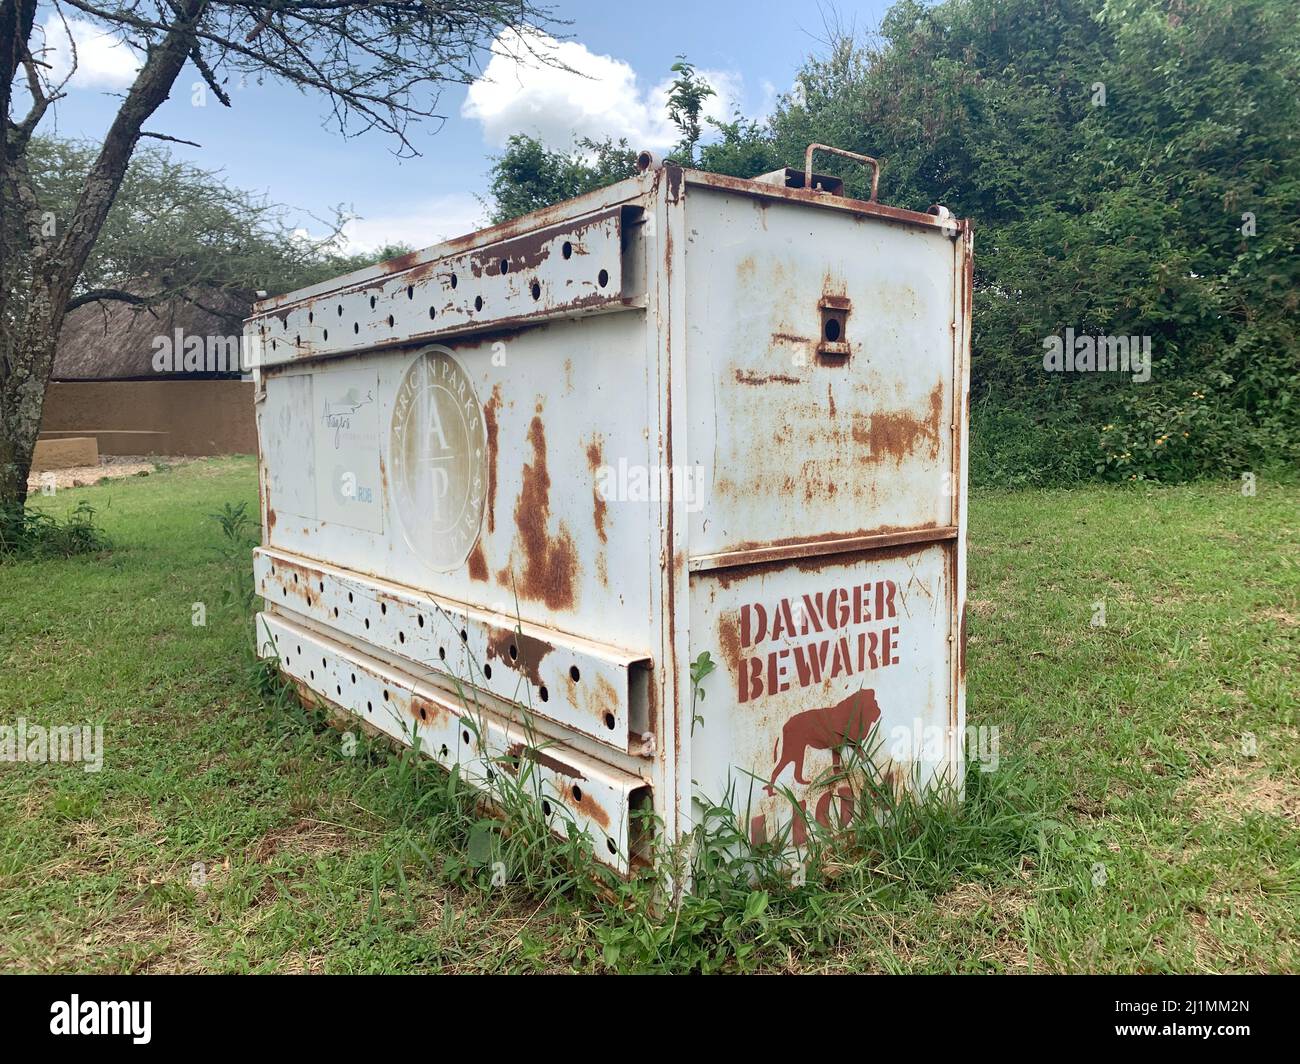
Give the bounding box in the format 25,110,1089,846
1,457,1296,972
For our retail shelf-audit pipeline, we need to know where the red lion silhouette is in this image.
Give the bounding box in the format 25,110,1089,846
764,689,882,796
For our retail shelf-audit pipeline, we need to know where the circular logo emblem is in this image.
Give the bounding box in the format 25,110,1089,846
390,346,486,570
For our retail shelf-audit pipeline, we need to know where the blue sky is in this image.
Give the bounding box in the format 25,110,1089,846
33,0,892,252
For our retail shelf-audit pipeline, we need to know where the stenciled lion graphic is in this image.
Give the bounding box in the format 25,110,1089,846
764,688,883,796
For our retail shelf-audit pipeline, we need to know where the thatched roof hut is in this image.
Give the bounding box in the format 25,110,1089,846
53,286,253,381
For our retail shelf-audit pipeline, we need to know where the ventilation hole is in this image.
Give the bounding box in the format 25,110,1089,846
295,335,300,345
509,643,518,661
271,340,277,350
322,329,328,340
407,284,414,300
369,295,376,309
824,317,842,342
607,837,617,855
382,689,389,701
322,657,327,668
333,607,339,618
336,685,342,696
296,645,302,655
348,592,354,603
540,685,549,703
284,656,291,666
474,295,483,312
570,665,581,682
500,258,509,274
350,673,356,684
440,744,449,758
439,646,447,661
462,729,471,745
336,304,343,316
542,800,552,817
428,306,436,320
417,615,425,628
270,565,276,575
562,241,573,260
364,618,370,629
387,314,394,327
398,631,405,644
450,273,458,289
282,588,287,598
604,712,616,731
418,706,427,721
484,664,492,679
366,701,373,713
308,311,314,323
305,595,312,606
380,602,387,615
486,769,496,782
571,784,582,802
319,581,324,592
292,573,298,584
459,629,468,642
531,280,541,301
597,268,609,288
309,670,315,680
353,322,359,334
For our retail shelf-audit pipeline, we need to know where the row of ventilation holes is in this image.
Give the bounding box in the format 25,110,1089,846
264,246,611,350
269,627,619,856
269,563,615,732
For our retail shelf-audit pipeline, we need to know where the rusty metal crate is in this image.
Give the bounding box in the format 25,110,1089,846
246,147,972,874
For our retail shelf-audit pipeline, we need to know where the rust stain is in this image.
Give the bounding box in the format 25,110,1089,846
467,541,488,581
585,437,608,544
827,385,836,419
410,698,448,727
507,742,586,781
486,626,552,688
571,787,611,831
735,369,800,386
267,508,277,530
500,409,577,611
958,605,967,680
856,381,944,462
483,384,501,534
717,620,741,673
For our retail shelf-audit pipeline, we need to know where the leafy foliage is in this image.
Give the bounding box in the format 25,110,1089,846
486,0,1300,485
485,135,639,225
0,498,109,559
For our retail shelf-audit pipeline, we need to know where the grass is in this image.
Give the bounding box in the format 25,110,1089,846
0,456,1296,972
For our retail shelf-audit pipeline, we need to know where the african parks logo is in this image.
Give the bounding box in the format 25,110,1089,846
390,346,486,570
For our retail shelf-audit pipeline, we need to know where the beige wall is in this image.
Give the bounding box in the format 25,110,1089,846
41,380,257,456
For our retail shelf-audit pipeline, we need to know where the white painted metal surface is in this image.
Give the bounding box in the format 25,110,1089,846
248,155,972,876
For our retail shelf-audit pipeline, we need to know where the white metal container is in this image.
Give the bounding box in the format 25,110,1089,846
247,148,972,873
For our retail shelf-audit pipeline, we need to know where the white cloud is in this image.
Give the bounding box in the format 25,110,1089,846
338,194,488,255
38,16,141,90
462,29,743,152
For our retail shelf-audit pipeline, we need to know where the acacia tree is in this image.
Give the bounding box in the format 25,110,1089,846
0,0,552,508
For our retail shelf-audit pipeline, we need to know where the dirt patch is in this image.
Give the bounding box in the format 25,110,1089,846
26,455,202,493
1181,761,1300,823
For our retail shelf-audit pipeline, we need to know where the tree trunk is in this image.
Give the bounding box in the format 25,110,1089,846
0,0,206,511
0,279,73,509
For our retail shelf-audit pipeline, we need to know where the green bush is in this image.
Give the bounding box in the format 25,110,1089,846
0,500,111,560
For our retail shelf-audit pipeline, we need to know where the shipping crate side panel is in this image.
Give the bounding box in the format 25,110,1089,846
682,189,960,556
258,312,658,657
688,543,957,846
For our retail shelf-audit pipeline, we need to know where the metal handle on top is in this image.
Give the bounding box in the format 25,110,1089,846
804,144,880,202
